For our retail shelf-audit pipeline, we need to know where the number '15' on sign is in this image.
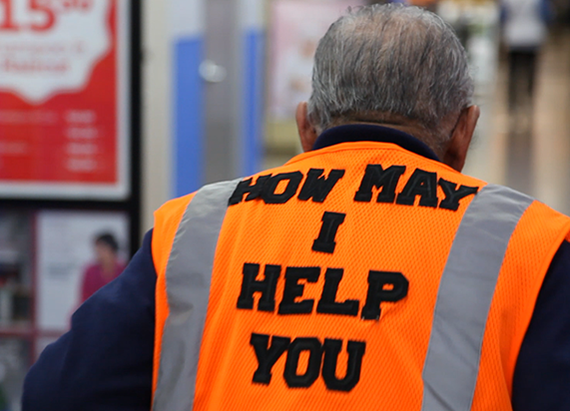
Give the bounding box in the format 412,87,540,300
0,0,93,31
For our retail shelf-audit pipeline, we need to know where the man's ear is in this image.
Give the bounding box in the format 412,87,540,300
442,105,480,172
296,102,319,152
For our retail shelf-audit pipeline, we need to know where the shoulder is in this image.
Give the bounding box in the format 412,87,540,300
152,193,195,279
153,193,196,229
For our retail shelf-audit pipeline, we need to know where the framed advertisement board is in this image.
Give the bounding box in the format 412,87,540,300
35,210,129,332
0,0,131,200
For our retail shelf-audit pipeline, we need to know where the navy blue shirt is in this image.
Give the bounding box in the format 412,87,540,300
22,125,570,410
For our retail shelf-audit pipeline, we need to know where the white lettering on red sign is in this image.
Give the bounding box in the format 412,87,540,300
0,0,110,103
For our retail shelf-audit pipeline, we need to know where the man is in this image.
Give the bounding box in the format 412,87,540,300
22,4,570,410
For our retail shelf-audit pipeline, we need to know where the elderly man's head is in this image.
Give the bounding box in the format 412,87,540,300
296,4,479,171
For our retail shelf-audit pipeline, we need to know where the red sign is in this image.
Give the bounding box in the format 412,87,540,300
0,0,129,199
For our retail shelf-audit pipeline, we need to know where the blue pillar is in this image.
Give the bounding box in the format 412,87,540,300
170,0,205,196
239,0,266,177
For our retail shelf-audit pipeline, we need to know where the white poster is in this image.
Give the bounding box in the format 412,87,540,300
269,0,364,120
36,210,129,331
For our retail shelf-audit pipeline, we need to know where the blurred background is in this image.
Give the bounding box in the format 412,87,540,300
0,0,569,408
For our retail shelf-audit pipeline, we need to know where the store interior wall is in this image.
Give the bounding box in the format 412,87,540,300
203,0,242,185
142,0,172,233
141,0,264,234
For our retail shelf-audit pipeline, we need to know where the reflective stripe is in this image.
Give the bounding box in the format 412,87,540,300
421,184,534,411
153,179,241,411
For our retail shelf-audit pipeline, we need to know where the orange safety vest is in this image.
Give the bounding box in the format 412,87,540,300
151,141,570,411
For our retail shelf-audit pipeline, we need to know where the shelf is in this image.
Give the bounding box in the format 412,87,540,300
0,324,34,337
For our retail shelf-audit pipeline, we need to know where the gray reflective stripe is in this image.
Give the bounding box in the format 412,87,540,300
421,184,534,411
152,179,241,411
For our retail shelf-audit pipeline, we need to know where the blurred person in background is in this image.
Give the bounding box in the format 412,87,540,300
22,4,570,411
80,233,125,303
501,0,554,131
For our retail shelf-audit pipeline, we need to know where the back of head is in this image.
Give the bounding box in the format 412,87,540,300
307,4,474,150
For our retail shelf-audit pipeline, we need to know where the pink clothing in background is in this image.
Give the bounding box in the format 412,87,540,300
81,263,126,303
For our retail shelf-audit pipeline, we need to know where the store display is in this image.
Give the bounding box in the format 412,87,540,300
0,209,130,409
36,210,129,331
0,0,139,407
265,0,364,156
0,0,131,200
435,0,502,183
437,0,500,91
268,0,364,120
0,212,32,329
0,338,29,411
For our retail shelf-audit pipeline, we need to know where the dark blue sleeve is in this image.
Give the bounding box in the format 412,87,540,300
22,230,156,411
512,240,570,411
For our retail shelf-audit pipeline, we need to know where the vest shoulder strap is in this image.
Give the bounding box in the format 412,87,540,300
421,184,534,410
153,179,241,411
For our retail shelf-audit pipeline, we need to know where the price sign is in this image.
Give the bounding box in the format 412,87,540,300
0,0,130,200
0,0,94,32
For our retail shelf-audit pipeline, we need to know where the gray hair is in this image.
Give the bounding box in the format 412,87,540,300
307,4,473,147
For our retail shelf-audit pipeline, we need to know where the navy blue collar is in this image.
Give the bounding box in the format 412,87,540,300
312,124,441,162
